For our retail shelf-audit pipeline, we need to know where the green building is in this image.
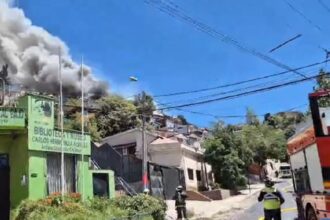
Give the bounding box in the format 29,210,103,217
0,94,114,217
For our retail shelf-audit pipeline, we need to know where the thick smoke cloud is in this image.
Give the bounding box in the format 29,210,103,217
0,3,108,98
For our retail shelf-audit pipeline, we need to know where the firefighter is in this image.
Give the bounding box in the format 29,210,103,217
173,185,188,220
258,179,285,220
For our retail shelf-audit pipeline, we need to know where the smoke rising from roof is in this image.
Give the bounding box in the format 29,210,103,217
0,3,108,98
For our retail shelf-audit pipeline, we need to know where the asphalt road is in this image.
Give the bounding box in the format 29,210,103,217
230,179,297,220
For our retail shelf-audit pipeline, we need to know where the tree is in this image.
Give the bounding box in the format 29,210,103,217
133,91,155,122
204,122,247,190
239,124,287,164
246,107,259,125
63,98,102,141
177,115,188,125
96,95,139,137
315,69,330,107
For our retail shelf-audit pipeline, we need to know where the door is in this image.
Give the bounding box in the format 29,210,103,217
47,153,76,194
0,154,10,220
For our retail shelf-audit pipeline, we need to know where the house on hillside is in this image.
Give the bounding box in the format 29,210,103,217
149,135,213,191
92,128,158,193
92,127,213,197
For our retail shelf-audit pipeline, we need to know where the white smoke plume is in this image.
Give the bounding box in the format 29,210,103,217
0,2,108,98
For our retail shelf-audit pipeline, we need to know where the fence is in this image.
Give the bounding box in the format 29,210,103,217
148,162,185,200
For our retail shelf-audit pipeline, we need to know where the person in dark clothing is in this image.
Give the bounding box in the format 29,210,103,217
173,185,188,220
258,179,285,220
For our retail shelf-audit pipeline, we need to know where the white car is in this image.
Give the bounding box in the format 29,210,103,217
279,163,291,178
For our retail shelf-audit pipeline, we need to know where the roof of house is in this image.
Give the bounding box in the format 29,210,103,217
102,128,158,143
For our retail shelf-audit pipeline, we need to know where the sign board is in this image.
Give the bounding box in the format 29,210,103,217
28,95,91,155
29,96,54,129
29,127,91,155
0,108,25,128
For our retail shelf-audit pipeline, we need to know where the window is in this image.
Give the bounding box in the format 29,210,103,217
187,168,194,180
196,170,201,181
293,168,311,193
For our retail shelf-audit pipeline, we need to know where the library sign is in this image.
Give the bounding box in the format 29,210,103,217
28,95,91,155
29,127,91,155
0,108,25,129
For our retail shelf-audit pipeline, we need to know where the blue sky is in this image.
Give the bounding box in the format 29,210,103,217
19,0,330,127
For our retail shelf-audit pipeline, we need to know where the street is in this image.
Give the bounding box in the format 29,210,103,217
227,179,297,220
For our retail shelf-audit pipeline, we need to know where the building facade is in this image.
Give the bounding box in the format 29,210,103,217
0,94,114,216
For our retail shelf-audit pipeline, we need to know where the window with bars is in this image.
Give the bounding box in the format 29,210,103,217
187,168,194,180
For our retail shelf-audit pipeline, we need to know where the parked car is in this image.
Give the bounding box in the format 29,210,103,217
278,163,291,178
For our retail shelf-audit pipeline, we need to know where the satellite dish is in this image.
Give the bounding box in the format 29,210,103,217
129,76,138,82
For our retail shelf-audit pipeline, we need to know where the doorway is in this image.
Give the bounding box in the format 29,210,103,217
0,154,10,220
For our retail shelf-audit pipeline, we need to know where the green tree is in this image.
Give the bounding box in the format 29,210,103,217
63,98,102,141
177,115,188,125
239,124,287,164
133,91,155,122
204,122,247,190
246,107,259,125
96,95,139,137
315,69,330,107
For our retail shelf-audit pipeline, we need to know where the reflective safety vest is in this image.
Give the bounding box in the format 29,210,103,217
262,187,281,210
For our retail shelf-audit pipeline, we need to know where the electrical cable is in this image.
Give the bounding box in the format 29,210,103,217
145,0,307,79
157,72,326,110
153,59,329,98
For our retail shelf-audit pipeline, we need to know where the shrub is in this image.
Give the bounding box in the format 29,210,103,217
112,194,167,220
13,194,166,220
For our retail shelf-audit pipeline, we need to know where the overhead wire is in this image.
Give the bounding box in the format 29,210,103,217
153,59,329,98
282,0,323,32
158,66,321,106
145,0,307,79
317,0,330,15
157,72,326,110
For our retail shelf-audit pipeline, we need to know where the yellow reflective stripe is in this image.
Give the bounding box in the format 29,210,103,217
264,199,281,210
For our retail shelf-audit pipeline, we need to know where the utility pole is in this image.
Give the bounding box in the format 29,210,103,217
141,92,148,191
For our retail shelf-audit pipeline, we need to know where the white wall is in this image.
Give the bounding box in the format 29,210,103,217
181,149,204,190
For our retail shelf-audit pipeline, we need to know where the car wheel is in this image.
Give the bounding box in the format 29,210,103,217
306,206,317,220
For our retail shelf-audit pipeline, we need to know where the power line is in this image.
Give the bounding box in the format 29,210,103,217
269,34,302,53
158,66,320,106
157,73,325,110
317,0,330,15
145,0,307,79
283,0,323,32
153,59,329,98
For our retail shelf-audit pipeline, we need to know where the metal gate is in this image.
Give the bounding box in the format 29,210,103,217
46,153,76,194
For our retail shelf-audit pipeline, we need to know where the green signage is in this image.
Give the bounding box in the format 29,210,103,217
0,108,25,128
29,96,54,129
28,95,91,155
29,127,91,155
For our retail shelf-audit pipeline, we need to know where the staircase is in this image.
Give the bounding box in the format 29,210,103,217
115,176,137,196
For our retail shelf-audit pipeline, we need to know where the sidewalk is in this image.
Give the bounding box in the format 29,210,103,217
166,183,264,220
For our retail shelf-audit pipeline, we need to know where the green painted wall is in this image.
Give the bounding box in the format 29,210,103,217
0,95,115,210
0,133,29,208
28,151,47,200
91,169,115,199
78,155,93,200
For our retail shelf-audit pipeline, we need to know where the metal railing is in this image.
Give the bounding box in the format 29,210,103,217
116,176,137,196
